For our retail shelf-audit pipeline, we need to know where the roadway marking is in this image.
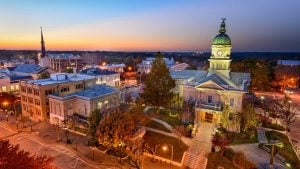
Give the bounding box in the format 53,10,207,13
69,157,83,168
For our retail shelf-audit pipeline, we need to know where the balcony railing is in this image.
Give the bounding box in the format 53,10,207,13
195,101,223,111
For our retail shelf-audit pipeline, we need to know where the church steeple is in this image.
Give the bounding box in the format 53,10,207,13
41,27,46,58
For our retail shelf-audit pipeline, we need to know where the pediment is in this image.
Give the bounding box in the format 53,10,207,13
195,80,226,90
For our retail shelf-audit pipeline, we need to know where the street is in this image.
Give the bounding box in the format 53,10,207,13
0,111,183,169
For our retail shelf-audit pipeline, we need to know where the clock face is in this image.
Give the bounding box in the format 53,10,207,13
217,50,223,56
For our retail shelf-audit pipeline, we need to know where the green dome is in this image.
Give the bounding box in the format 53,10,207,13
212,33,231,45
212,18,231,45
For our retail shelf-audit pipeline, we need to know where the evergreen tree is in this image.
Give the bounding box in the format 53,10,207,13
141,52,176,113
88,109,101,146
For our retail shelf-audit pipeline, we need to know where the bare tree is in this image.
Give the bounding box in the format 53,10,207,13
273,94,297,131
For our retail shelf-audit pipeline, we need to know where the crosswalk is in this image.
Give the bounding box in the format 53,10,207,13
11,133,85,168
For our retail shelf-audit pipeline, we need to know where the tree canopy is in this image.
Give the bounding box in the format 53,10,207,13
141,52,176,111
0,140,56,169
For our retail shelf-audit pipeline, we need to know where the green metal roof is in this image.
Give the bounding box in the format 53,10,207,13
212,18,231,45
212,33,231,45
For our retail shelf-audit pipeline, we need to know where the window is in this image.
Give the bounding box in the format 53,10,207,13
34,89,40,96
35,99,40,106
21,87,26,93
28,97,34,104
10,86,15,91
75,84,83,89
229,113,234,121
1,86,7,92
15,85,19,90
60,87,69,93
22,96,27,102
27,88,33,94
45,89,54,95
207,95,213,104
230,98,234,107
97,102,102,109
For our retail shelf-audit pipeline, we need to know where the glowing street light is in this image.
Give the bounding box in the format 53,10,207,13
162,144,174,169
128,66,132,71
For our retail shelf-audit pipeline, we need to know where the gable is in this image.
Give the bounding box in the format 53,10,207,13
196,80,226,90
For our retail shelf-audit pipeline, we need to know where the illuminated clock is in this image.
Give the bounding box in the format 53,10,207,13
217,50,223,56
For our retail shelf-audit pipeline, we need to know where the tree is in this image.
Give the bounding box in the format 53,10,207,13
211,133,230,156
141,52,176,113
273,94,297,131
97,106,148,148
88,109,101,146
239,104,257,133
0,140,56,169
97,109,135,147
220,104,230,129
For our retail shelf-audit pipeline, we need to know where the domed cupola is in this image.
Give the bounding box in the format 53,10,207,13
212,19,231,45
208,18,232,79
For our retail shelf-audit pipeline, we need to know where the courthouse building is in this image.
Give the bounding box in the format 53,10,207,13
171,19,251,124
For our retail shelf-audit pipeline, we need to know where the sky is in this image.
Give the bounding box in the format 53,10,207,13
0,0,299,52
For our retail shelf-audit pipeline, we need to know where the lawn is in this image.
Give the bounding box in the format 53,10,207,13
145,120,172,133
265,130,300,168
146,108,182,127
143,131,188,162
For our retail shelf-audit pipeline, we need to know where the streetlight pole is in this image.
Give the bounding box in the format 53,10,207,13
264,140,283,169
162,144,174,169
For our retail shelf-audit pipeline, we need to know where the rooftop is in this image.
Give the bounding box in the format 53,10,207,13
80,68,118,76
10,64,47,74
25,73,96,85
51,85,118,100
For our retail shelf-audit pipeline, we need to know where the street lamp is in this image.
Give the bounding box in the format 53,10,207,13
264,140,283,168
5,110,8,122
260,96,265,103
162,144,174,169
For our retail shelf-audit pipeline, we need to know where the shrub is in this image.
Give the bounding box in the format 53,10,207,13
107,148,127,158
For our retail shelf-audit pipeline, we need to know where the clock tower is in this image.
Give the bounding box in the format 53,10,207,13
208,19,232,78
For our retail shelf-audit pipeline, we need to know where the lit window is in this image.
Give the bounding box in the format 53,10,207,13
1,86,7,92
97,102,102,109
